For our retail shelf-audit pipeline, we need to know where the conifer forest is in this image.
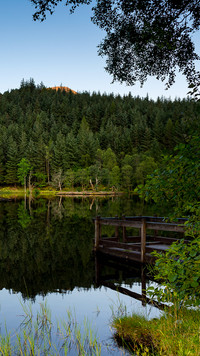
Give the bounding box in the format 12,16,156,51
0,79,199,191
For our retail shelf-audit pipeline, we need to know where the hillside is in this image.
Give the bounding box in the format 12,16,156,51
50,86,77,94
0,79,199,190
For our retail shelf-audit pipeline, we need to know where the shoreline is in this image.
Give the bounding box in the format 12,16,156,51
0,188,125,198
56,191,124,196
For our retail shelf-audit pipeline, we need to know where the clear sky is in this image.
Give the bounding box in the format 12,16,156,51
0,0,199,100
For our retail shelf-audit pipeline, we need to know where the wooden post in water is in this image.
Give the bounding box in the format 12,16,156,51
122,215,127,242
95,216,101,250
115,216,119,241
141,266,147,306
141,218,146,263
95,254,100,285
154,215,158,239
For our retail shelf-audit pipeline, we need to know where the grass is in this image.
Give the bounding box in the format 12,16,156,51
112,306,200,355
0,301,102,356
0,186,25,196
0,186,57,196
0,186,123,197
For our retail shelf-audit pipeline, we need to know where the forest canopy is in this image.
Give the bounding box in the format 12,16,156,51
0,79,200,191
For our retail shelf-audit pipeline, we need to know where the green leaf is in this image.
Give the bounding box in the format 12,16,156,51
191,281,199,288
189,250,197,257
168,274,177,283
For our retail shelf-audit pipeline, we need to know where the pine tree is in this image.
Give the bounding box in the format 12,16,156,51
64,131,78,170
0,126,7,184
153,115,164,145
77,117,98,167
140,127,152,152
45,142,53,184
19,131,28,159
0,145,5,184
5,136,19,184
52,132,67,173
164,118,175,149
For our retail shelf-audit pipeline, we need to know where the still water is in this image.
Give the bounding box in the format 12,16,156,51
0,195,170,355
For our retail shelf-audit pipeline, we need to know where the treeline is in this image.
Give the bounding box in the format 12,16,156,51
0,78,199,190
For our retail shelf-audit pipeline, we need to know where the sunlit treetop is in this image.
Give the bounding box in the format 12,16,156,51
31,1,200,91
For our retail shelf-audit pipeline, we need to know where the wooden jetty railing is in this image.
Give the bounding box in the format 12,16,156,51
94,216,188,263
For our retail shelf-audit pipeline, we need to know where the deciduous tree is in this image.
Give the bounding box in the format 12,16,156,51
17,158,31,192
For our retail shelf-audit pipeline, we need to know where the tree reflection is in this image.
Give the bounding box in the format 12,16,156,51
0,196,170,300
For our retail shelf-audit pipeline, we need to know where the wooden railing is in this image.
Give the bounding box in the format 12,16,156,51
94,216,187,263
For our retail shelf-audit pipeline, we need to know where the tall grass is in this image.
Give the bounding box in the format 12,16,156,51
0,301,101,355
112,305,200,355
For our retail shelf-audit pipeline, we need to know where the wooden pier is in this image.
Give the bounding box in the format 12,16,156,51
94,255,166,310
94,216,188,263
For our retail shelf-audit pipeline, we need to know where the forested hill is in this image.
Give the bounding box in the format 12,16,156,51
0,79,199,190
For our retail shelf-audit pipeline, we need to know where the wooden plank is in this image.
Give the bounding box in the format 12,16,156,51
101,236,141,243
125,216,187,223
115,216,119,241
122,215,127,242
94,216,101,250
96,218,184,231
146,245,170,253
146,221,185,232
125,216,160,221
101,237,119,241
100,219,142,228
98,245,141,261
95,216,187,224
146,241,164,245
147,235,189,244
100,239,140,251
100,239,171,253
102,282,167,310
98,245,155,263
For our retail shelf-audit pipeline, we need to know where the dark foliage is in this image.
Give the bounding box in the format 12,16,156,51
31,0,200,88
0,79,200,189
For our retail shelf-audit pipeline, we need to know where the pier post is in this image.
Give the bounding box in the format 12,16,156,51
122,215,127,242
115,216,119,241
141,266,147,306
95,215,101,250
141,218,146,263
95,254,100,285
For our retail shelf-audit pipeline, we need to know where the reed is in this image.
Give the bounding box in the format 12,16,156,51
0,301,102,355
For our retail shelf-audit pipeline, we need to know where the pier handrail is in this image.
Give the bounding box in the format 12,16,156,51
93,216,185,231
93,215,187,223
94,215,187,263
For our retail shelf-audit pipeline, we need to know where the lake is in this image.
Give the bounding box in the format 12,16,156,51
0,195,170,355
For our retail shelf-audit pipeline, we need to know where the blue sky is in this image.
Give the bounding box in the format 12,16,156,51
0,0,199,99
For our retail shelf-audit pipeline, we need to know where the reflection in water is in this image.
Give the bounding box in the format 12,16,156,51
0,196,168,355
0,196,170,300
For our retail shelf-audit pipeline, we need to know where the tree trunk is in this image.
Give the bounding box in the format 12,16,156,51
89,179,94,190
29,171,32,191
24,175,26,193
